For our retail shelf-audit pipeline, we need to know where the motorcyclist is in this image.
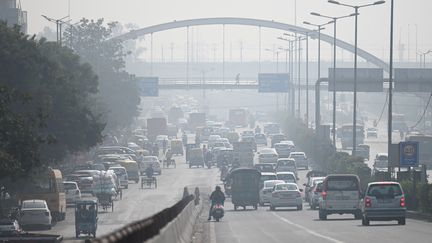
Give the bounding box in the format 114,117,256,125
208,186,225,220
205,150,213,168
145,164,154,178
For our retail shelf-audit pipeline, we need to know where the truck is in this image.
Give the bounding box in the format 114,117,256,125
188,112,206,131
147,117,168,142
233,142,254,168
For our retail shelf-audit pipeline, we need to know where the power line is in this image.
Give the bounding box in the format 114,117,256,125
375,90,389,127
410,92,432,129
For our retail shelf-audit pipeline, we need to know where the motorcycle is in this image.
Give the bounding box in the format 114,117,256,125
211,203,225,222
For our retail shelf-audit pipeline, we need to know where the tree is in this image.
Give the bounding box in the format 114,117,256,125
64,19,141,131
0,22,105,191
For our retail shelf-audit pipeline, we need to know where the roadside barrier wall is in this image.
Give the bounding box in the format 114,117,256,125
88,188,201,243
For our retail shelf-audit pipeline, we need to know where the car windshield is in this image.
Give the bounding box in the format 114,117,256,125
278,160,295,166
326,178,359,191
264,181,282,188
22,201,46,209
367,184,403,198
278,174,295,182
261,175,277,181
64,183,77,190
275,184,298,191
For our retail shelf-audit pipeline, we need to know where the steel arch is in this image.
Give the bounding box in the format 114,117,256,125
113,17,388,72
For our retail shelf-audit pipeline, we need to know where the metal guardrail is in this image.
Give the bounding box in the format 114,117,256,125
88,194,195,243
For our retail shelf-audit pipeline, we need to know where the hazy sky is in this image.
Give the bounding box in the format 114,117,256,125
21,0,432,62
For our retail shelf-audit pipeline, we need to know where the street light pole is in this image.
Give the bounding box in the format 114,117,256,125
327,0,385,155
311,12,356,147
388,0,394,173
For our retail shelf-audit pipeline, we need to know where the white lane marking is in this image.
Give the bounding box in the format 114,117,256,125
272,212,345,243
210,221,216,243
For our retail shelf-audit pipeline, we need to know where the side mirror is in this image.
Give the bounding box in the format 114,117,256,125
303,183,307,187
299,189,303,192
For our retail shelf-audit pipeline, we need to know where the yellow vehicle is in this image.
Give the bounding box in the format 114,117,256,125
118,160,140,183
18,168,66,221
170,139,184,155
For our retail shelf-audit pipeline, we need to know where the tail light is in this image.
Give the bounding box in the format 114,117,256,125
44,211,50,216
400,196,405,207
365,197,372,207
321,191,327,200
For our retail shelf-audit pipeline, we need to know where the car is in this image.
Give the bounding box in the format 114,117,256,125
269,183,303,211
276,172,297,183
66,170,100,193
241,136,257,151
259,180,285,206
366,127,378,138
304,176,325,203
254,163,275,173
259,172,277,189
263,123,280,135
356,144,370,161
361,181,406,226
270,134,286,147
309,181,323,210
258,148,278,164
140,156,162,175
208,135,222,148
274,143,293,158
254,133,267,146
241,130,255,138
289,152,309,170
373,153,389,173
275,158,297,176
63,181,82,204
0,219,21,236
19,200,52,229
318,174,362,220
108,166,129,189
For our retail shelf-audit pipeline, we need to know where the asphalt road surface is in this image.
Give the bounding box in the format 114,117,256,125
210,169,432,243
34,154,219,242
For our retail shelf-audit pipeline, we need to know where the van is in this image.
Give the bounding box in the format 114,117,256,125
319,174,362,220
118,160,140,183
275,158,297,177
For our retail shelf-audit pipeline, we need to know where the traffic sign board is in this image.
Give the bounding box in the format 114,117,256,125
394,68,432,92
328,68,383,92
138,77,159,97
399,141,419,167
258,73,290,93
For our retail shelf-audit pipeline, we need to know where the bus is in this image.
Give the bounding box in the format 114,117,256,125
229,109,248,127
339,124,365,150
406,134,432,166
18,168,66,221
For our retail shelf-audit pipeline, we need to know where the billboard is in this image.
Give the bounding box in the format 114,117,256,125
328,68,384,92
138,77,159,97
394,68,432,92
258,73,290,93
399,141,419,167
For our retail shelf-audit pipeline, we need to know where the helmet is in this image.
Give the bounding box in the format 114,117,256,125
215,186,221,191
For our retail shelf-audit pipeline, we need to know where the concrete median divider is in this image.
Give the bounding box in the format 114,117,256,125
87,187,202,243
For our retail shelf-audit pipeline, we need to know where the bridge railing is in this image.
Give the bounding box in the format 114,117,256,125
159,77,258,86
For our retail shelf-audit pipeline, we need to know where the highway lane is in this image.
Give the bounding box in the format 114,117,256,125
211,170,432,243
33,154,219,242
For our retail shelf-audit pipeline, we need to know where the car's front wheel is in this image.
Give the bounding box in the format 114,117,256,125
398,217,406,225
362,216,369,226
319,209,327,220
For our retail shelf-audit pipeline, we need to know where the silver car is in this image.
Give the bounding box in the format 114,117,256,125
361,181,406,226
259,180,284,206
63,181,82,204
19,200,52,229
269,183,303,211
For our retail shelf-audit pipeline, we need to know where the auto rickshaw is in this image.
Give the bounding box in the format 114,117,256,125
188,148,204,168
75,200,98,238
228,168,260,210
170,139,184,155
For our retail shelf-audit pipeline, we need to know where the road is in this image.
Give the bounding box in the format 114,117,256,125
211,169,432,243
34,154,219,242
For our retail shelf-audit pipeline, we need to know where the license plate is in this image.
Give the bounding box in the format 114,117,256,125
378,199,392,203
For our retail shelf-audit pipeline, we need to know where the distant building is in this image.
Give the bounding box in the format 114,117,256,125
0,0,27,33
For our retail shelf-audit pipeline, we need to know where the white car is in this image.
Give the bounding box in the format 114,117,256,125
275,158,297,176
274,143,293,158
258,148,278,164
309,181,324,210
259,180,284,206
63,181,81,204
0,219,21,235
19,200,52,229
269,183,303,211
289,152,309,170
305,176,326,203
276,172,297,183
140,156,162,175
260,172,277,189
373,153,389,173
208,135,222,148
